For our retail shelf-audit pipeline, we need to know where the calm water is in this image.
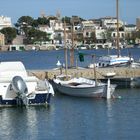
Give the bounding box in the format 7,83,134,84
0,48,140,140
0,48,139,70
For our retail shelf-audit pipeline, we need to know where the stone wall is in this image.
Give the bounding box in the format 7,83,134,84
28,67,140,80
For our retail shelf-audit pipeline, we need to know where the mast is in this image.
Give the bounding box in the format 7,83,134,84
93,55,97,86
64,18,68,77
70,21,74,67
116,0,120,57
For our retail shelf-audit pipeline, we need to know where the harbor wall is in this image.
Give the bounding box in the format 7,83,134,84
28,67,140,80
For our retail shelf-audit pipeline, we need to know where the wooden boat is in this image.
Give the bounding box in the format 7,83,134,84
52,76,116,98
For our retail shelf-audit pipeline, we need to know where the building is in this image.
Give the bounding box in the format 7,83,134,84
101,17,124,29
0,15,12,30
0,32,5,46
95,27,106,43
9,45,25,51
136,18,140,30
124,24,136,32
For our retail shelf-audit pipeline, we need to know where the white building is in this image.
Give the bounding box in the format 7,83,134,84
95,27,106,40
101,17,124,29
81,20,95,30
0,15,12,30
38,25,54,40
50,20,63,31
124,24,136,32
111,31,125,39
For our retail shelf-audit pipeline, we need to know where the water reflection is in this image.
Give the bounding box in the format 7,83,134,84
1,89,140,140
0,106,51,140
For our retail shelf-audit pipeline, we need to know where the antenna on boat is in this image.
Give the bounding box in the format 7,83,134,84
116,0,120,57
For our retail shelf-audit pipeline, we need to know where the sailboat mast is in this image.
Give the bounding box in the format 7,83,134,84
64,19,68,76
116,0,120,57
70,21,74,67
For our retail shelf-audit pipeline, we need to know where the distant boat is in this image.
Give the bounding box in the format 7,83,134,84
96,55,133,67
0,61,54,106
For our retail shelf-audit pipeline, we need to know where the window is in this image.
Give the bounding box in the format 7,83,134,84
86,32,89,37
11,46,16,50
113,33,115,37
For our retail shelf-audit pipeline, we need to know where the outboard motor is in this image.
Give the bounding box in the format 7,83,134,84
12,76,28,105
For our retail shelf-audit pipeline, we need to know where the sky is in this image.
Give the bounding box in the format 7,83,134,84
0,0,140,25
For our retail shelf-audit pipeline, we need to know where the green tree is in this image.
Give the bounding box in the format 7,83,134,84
26,28,50,44
0,27,17,44
17,16,34,26
16,16,34,36
62,16,71,24
37,17,49,25
105,29,112,42
90,32,96,43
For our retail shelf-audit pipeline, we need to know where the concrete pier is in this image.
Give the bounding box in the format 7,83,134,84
28,67,140,80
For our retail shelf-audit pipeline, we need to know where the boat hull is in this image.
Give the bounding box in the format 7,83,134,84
0,93,52,106
54,82,107,98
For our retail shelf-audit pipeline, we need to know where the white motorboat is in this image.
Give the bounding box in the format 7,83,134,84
52,76,116,98
97,55,134,67
0,61,54,106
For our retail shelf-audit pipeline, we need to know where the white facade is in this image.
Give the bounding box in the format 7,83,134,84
50,20,63,31
102,17,124,29
111,31,125,39
0,16,12,30
95,27,106,39
124,24,136,32
81,20,95,30
38,25,54,40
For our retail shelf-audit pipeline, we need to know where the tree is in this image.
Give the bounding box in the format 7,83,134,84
62,16,71,24
25,28,50,44
17,16,34,26
90,32,96,43
0,27,17,44
105,29,112,42
37,17,49,26
16,16,34,36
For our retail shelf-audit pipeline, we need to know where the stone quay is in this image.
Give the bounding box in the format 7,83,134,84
28,67,140,80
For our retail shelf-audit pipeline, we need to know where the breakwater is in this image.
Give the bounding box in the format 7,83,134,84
28,67,140,80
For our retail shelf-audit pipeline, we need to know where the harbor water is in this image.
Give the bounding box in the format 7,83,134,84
0,48,139,70
0,48,140,140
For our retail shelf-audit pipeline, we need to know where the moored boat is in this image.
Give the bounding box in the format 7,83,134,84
0,61,54,106
52,76,116,98
97,55,133,67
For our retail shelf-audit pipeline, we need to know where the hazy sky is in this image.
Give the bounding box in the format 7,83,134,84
0,0,139,24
